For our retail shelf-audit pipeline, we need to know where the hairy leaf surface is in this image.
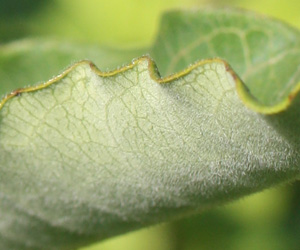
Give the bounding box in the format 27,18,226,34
0,8,299,250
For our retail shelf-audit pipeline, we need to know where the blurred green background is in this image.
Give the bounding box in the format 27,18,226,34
0,0,299,249
1,0,300,46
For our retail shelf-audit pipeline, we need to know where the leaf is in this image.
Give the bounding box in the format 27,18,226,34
0,8,300,250
0,39,145,95
151,8,300,112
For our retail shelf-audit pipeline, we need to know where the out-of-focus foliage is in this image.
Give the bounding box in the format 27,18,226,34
0,0,50,42
0,0,198,46
1,0,299,46
228,0,300,29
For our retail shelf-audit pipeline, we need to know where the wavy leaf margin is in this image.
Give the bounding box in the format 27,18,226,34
0,56,299,115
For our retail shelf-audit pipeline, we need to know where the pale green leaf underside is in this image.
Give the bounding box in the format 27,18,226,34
1,57,299,250
0,8,300,250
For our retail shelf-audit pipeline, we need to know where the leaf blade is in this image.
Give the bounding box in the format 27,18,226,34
151,8,300,112
1,8,300,250
1,56,299,249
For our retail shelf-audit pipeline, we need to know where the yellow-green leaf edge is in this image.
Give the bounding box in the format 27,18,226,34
0,56,299,115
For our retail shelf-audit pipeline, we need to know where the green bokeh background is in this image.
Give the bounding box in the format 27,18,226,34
0,0,299,249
